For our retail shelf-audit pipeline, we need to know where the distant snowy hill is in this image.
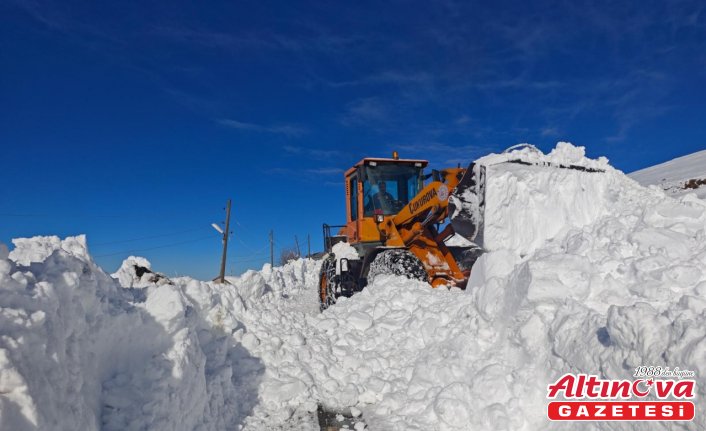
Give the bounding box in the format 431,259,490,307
629,149,706,198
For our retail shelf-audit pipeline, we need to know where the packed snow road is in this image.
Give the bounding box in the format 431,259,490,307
1,143,706,430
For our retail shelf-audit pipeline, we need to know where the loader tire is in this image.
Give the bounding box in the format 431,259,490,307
318,255,337,311
367,249,428,285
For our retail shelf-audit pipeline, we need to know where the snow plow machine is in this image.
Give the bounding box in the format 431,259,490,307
319,150,484,310
319,145,606,310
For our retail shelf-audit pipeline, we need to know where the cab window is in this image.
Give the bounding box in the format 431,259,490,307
363,163,423,216
349,177,358,221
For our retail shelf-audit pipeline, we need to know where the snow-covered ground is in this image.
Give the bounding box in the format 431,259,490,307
629,149,706,199
1,143,706,430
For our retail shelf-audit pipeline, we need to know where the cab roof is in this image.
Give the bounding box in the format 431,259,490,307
345,157,429,177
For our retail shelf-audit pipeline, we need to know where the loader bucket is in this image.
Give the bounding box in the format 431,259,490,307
448,162,485,242
447,146,607,244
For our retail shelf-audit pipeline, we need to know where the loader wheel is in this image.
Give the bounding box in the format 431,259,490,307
318,255,337,311
367,249,428,285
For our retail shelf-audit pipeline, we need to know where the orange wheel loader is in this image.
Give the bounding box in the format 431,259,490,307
319,151,483,310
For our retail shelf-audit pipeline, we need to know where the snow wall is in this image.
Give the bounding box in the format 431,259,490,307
1,142,706,431
477,142,614,255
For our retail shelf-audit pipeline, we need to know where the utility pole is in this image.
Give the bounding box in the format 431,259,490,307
307,234,311,259
294,235,301,257
218,199,231,284
269,230,274,266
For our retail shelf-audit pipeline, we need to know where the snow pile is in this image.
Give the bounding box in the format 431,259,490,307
8,235,91,265
476,142,610,171
0,236,315,431
629,149,706,199
462,192,706,429
112,256,170,287
0,235,142,430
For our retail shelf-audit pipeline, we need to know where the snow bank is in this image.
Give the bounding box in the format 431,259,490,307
0,236,317,430
2,142,705,430
629,149,706,199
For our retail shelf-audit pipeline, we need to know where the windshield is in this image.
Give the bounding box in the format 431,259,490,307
363,163,424,216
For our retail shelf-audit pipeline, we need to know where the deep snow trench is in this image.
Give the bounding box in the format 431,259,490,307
1,143,706,430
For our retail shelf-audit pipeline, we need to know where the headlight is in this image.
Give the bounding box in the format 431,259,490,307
375,214,384,223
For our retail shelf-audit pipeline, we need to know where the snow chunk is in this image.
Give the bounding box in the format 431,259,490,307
332,241,360,260
433,383,474,428
332,241,360,275
9,235,90,265
112,256,170,288
444,234,474,247
347,311,373,331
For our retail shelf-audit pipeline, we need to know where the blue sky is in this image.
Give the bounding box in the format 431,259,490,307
2,0,705,279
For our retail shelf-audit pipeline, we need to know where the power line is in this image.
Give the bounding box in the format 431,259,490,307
94,235,214,258
0,212,167,220
91,227,210,246
230,242,271,257
230,236,270,252
229,252,269,259
231,256,270,264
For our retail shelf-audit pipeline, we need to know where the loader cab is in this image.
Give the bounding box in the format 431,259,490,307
343,155,428,244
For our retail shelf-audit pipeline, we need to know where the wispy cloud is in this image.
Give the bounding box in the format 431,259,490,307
283,145,343,159
304,167,343,175
265,166,344,180
10,0,67,30
152,24,365,56
326,70,435,88
389,141,497,166
474,77,565,91
455,115,471,125
540,127,560,137
216,119,307,137
606,104,672,143
13,0,704,153
340,97,388,126
600,70,674,142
